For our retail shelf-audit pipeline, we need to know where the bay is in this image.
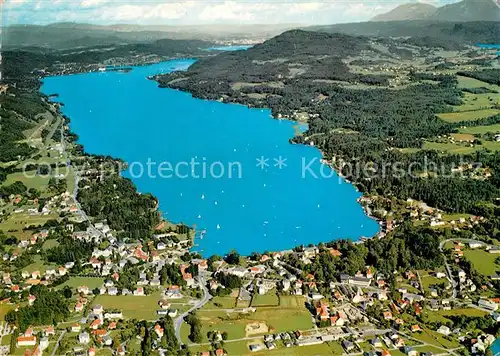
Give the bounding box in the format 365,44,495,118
41,59,379,257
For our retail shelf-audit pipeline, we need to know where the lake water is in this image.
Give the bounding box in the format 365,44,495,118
206,45,252,51
41,59,379,257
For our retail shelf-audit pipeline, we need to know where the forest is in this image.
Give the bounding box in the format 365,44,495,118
5,285,70,331
77,175,161,240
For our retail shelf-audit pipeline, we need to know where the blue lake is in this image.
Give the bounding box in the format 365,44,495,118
41,59,379,257
491,338,500,356
206,45,253,51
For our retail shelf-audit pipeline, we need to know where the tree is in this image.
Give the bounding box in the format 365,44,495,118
62,286,72,299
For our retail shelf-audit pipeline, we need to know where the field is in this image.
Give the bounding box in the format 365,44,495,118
91,291,171,320
203,295,237,309
459,123,500,135
426,308,487,324
463,249,500,276
419,269,446,294
251,292,279,307
23,255,57,274
55,276,105,291
457,76,499,90
187,304,313,344
3,171,51,191
0,304,14,321
190,339,344,356
413,327,461,349
437,109,499,123
451,133,475,142
42,239,59,250
424,140,500,154
0,212,59,240
279,295,307,308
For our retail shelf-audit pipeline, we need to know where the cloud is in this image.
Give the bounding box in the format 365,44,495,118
2,0,458,26
80,0,109,8
199,1,278,22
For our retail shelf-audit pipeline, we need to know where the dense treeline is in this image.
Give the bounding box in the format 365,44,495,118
185,313,203,343
5,286,69,331
160,263,185,286
285,223,443,283
44,237,94,265
77,175,160,240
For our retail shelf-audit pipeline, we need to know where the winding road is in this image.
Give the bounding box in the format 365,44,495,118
174,275,212,345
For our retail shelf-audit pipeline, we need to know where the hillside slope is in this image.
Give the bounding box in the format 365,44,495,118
372,0,500,22
372,3,436,21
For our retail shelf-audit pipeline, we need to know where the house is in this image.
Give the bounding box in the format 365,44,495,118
45,326,55,336
371,337,383,348
215,349,225,356
316,302,329,321
58,266,67,276
28,295,36,306
343,340,355,351
168,309,178,318
411,325,422,332
92,305,104,314
40,337,49,350
249,344,264,352
330,314,345,327
108,322,117,330
79,332,90,344
437,325,451,336
154,324,164,338
75,303,84,312
117,345,126,356
383,311,393,320
469,241,483,249
17,336,36,347
479,299,498,311
92,329,108,337
134,287,145,296
104,311,123,319
436,272,446,279
71,324,81,333
90,319,102,330
382,350,391,356
404,347,418,356
78,286,90,295
108,287,118,296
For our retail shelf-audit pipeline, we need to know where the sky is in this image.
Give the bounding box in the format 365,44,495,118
2,0,460,26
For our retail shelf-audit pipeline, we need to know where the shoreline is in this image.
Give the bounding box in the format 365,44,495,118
42,57,381,258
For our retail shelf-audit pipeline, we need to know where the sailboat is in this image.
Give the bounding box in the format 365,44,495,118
201,194,205,200
216,224,221,229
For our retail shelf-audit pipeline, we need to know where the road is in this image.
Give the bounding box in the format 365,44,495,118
51,330,66,356
174,275,212,345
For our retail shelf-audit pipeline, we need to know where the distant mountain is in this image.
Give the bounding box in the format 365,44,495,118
310,21,500,45
427,0,500,21
2,23,298,50
372,3,436,21
372,0,500,22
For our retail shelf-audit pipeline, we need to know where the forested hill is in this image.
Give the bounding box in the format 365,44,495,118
157,30,382,95
1,38,216,91
157,27,500,216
